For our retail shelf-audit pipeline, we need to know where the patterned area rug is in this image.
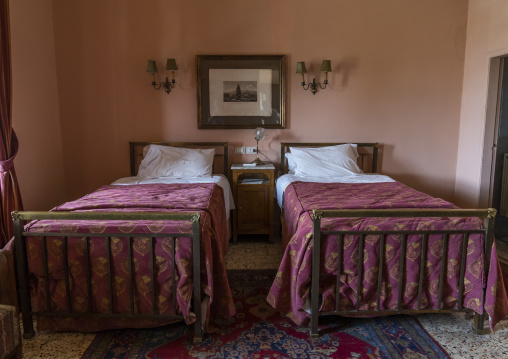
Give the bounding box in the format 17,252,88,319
81,270,450,359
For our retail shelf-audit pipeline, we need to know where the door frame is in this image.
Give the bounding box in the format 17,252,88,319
480,56,505,208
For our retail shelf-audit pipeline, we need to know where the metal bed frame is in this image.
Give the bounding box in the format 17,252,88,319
279,142,496,337
13,211,203,341
13,141,230,343
311,208,495,337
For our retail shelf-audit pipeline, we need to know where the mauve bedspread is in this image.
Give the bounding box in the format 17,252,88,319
24,183,235,332
268,181,508,329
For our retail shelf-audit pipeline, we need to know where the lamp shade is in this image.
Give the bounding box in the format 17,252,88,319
254,127,266,141
166,58,178,71
320,60,332,72
296,62,307,74
146,60,158,73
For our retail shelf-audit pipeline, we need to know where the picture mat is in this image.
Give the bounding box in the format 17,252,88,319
209,69,272,117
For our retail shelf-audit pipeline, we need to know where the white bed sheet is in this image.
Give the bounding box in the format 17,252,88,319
111,174,235,220
276,173,396,208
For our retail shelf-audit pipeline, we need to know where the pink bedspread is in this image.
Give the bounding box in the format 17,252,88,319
268,181,508,329
24,183,235,332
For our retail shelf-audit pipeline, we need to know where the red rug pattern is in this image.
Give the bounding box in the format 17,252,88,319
81,270,450,359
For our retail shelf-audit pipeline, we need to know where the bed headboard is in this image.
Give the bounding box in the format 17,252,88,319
129,142,229,179
280,142,379,175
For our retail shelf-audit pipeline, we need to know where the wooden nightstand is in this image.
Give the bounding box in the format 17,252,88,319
231,163,275,243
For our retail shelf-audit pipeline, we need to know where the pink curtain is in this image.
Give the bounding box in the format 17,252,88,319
0,0,23,247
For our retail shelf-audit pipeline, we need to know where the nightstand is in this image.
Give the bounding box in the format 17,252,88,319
231,163,275,243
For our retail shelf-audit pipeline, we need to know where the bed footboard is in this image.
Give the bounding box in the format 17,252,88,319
12,211,204,343
310,208,496,337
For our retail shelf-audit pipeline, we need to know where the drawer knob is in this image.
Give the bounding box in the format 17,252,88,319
238,207,242,210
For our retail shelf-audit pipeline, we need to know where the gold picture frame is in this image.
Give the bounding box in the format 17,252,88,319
196,55,286,129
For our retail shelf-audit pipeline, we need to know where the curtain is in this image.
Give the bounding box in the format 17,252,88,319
0,0,23,247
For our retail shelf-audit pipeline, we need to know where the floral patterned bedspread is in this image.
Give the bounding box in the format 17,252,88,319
268,181,508,329
24,183,235,332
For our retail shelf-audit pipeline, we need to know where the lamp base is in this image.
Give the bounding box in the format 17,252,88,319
250,157,264,165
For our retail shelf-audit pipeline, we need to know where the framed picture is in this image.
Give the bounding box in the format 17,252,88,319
196,55,286,129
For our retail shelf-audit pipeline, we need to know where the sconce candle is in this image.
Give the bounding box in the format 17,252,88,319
146,60,158,84
166,58,178,82
146,58,178,94
320,60,331,84
297,59,331,95
296,62,307,84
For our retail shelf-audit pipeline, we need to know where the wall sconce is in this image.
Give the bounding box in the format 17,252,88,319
146,59,178,94
296,60,331,95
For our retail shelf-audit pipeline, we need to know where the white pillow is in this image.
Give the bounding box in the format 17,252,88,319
285,153,297,174
289,144,362,177
138,145,215,178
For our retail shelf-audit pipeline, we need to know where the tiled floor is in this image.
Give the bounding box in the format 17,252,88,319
22,330,94,359
420,259,508,358
225,235,284,270
419,313,508,359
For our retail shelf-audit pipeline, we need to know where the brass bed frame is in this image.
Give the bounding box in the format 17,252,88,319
13,141,230,343
280,142,496,337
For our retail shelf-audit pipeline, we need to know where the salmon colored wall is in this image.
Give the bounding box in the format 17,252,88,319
455,0,508,207
10,1,67,210
11,0,468,209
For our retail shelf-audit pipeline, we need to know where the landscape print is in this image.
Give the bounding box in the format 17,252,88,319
223,81,257,102
208,68,272,118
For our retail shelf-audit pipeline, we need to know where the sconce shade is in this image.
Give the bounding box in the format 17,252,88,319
146,60,158,73
320,60,332,72
166,58,178,71
296,62,307,74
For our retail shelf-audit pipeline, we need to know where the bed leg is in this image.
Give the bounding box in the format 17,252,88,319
193,321,203,343
472,312,489,335
22,322,35,339
472,209,496,336
12,215,35,339
310,210,322,339
191,216,203,344
310,307,320,338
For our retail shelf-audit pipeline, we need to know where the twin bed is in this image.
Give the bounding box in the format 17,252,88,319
12,142,234,343
11,141,508,342
269,142,508,336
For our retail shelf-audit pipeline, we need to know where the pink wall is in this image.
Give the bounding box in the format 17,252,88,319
455,0,508,207
10,1,67,210
11,0,468,209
